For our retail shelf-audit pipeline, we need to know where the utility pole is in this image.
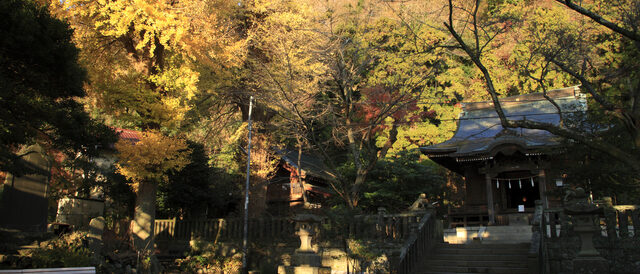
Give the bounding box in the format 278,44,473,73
242,96,253,274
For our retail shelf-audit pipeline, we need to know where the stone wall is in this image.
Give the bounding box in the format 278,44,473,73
545,235,640,274
541,200,640,274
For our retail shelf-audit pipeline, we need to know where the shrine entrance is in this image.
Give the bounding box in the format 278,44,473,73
494,171,540,210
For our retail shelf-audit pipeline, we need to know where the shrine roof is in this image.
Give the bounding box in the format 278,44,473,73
113,127,142,142
278,150,339,182
420,86,586,162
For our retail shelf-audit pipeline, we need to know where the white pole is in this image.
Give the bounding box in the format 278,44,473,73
242,96,253,274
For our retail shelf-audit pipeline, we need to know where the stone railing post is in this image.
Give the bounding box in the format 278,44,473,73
377,207,387,240
601,197,617,240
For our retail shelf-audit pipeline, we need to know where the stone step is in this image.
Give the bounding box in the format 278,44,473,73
444,225,533,244
417,242,533,274
421,265,529,274
430,253,528,262
443,225,532,233
426,259,528,268
435,248,529,255
436,243,530,250
420,272,482,274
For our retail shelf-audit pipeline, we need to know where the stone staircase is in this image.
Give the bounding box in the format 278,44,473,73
416,242,532,274
443,225,532,244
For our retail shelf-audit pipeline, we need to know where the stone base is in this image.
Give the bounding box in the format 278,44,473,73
573,256,609,274
278,265,331,274
292,251,322,266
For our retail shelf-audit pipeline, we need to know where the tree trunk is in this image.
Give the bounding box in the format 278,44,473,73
348,170,369,208
296,140,309,206
131,181,160,273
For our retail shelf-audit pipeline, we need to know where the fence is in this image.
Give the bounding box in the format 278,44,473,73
154,218,295,242
394,210,441,274
333,212,424,241
541,205,639,239
154,211,425,243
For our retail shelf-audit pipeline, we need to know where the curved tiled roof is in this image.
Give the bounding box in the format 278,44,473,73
421,86,586,161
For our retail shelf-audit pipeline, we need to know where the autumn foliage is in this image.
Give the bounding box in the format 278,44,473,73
115,131,191,192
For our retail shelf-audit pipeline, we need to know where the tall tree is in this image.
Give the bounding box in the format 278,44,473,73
50,0,244,267
247,1,449,208
0,0,114,176
114,131,189,270
157,141,212,219
315,5,450,208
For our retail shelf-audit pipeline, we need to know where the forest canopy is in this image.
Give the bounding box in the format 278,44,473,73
39,0,640,212
0,0,636,270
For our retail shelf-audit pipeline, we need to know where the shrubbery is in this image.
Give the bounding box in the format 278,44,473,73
175,241,242,273
23,232,93,269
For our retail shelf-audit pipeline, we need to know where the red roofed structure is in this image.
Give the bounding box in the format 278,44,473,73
113,128,142,142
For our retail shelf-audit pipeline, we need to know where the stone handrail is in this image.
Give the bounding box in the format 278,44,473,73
541,208,565,239
394,210,441,274
336,212,424,241
530,200,545,274
541,204,639,239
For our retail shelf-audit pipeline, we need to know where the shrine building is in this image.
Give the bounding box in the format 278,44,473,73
421,86,585,227
266,150,334,215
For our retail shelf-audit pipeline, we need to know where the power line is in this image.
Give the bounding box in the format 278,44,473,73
276,110,592,128
210,91,602,127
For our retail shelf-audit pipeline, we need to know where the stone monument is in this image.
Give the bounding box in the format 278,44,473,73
88,217,105,263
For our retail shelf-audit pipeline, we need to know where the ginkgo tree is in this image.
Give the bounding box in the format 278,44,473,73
115,131,190,266
51,0,244,130
50,0,244,268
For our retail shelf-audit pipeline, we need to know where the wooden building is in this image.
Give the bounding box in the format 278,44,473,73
421,87,585,227
0,145,50,232
266,151,334,215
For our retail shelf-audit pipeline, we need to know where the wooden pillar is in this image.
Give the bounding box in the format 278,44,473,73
485,173,495,225
500,181,507,211
463,169,472,208
538,169,548,208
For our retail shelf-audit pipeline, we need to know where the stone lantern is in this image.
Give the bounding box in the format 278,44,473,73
278,213,330,274
563,188,608,274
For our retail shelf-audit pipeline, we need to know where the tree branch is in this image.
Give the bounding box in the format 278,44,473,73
557,0,640,43
511,119,640,172
549,58,619,112
445,0,510,129
445,0,640,173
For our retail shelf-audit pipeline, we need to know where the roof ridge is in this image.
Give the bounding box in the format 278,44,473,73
463,86,580,111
